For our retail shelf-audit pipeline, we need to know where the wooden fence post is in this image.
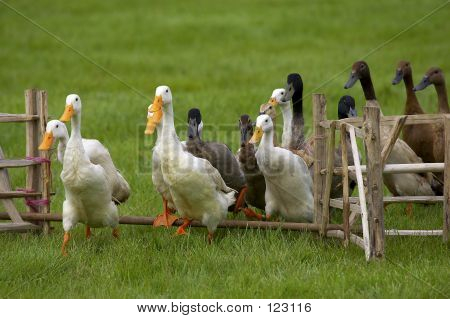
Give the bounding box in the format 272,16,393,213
37,90,51,234
363,106,384,259
25,89,41,214
321,121,336,235
443,115,450,242
313,94,327,228
340,124,350,247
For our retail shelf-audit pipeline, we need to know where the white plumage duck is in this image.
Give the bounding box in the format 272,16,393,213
39,120,130,204
250,114,313,222
145,85,236,242
49,94,119,255
145,105,179,227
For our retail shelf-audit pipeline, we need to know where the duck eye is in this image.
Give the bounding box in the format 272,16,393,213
269,106,272,109
56,125,59,128
281,92,284,95
166,89,169,93
265,119,268,123
75,98,78,101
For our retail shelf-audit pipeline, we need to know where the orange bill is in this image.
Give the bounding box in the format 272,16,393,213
38,132,54,151
144,95,163,135
268,97,278,106
249,126,263,144
60,104,74,122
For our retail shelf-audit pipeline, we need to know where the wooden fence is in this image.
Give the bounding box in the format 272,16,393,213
0,89,52,233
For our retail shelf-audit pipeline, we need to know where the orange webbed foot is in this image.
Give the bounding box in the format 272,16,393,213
153,198,179,227
175,218,191,236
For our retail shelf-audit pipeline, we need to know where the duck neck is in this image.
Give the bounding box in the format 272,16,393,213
259,129,274,153
280,103,293,147
57,134,68,163
360,75,376,101
434,82,449,113
292,89,303,119
161,103,182,154
403,73,422,114
70,112,82,140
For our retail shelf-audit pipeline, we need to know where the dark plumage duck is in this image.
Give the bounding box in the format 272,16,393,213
331,96,358,198
185,108,247,214
281,73,313,155
237,114,266,212
344,60,439,197
414,67,449,164
392,61,435,164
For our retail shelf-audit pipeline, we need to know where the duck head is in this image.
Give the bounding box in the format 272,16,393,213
282,73,303,102
392,61,412,85
60,94,82,122
187,108,203,140
145,85,172,135
249,114,273,144
414,67,445,91
344,61,370,89
38,120,69,151
239,114,254,146
268,88,289,108
337,95,357,120
259,102,276,119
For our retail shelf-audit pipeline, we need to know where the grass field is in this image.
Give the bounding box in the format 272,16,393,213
0,0,449,298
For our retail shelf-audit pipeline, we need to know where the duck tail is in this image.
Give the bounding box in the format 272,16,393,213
112,171,131,205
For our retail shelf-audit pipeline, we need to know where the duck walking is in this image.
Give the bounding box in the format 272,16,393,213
237,114,266,215
39,120,130,204
51,94,119,255
145,86,236,243
250,114,313,222
185,108,253,217
145,101,179,227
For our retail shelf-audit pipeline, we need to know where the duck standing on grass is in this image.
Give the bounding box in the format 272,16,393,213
145,86,236,243
41,94,120,255
185,108,261,220
237,114,266,214
344,61,440,209
414,67,449,166
145,102,179,227
250,114,313,222
39,120,131,204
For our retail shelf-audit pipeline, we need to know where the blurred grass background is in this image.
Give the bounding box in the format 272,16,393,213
0,0,449,298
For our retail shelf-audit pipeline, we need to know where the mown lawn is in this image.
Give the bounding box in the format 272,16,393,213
0,0,449,298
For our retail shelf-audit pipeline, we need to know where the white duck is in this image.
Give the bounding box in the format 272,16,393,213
54,94,118,255
145,86,236,242
267,88,292,148
250,114,314,222
145,105,179,227
39,120,130,204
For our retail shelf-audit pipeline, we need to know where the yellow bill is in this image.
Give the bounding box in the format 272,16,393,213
38,132,54,151
249,126,263,144
60,104,74,122
144,95,163,135
268,97,278,107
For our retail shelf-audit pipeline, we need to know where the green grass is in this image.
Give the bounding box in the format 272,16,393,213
0,0,449,298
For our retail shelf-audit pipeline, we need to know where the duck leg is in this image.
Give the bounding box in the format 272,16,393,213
85,226,91,239
233,186,248,213
241,207,263,220
153,197,178,227
112,227,120,238
61,231,70,256
207,232,213,245
175,218,191,235
405,203,413,217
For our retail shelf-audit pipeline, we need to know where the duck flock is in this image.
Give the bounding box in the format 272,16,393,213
37,60,448,255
